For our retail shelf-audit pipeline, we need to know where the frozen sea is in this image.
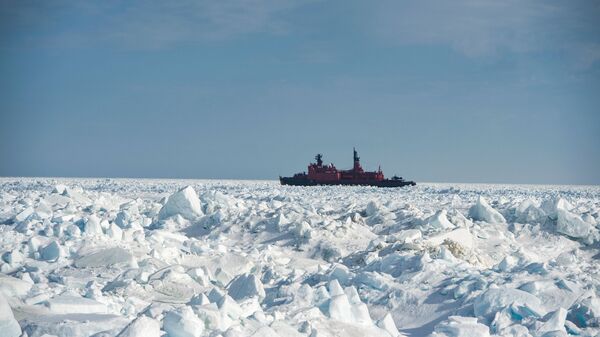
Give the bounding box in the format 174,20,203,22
0,178,599,337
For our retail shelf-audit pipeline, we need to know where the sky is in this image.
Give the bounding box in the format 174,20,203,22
1,0,599,184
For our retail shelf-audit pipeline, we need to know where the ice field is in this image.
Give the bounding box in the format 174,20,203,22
0,178,599,337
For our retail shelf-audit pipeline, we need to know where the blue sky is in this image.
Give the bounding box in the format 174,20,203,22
1,0,599,184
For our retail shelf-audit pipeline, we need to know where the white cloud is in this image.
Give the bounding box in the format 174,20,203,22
106,0,308,48
575,43,600,70
3,0,599,70
369,0,600,62
1,0,316,50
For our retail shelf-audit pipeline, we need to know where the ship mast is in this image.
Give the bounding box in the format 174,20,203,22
315,154,323,167
353,147,363,175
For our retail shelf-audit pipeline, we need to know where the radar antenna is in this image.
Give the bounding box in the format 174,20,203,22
315,154,323,166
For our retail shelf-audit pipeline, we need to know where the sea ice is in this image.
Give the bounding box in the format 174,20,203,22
0,178,598,337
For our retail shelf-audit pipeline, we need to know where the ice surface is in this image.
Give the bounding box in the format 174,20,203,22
0,178,599,337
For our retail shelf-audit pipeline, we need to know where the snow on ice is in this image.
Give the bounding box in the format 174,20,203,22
0,178,599,337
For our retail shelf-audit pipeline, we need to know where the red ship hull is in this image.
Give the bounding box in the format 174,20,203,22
279,149,416,188
279,176,416,187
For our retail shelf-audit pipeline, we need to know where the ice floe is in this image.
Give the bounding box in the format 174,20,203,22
0,178,598,337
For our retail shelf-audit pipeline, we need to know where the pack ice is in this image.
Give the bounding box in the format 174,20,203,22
0,178,599,337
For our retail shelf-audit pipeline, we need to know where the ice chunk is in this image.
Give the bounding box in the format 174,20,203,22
187,268,210,287
2,250,24,265
365,200,383,217
227,273,265,301
556,209,592,239
497,255,519,272
351,301,372,325
431,316,490,337
537,308,567,334
0,275,32,297
328,294,354,323
158,186,203,220
568,295,600,327
208,287,225,303
426,227,474,251
75,247,136,268
115,210,132,228
52,184,68,194
378,313,401,337
34,201,53,219
189,293,210,306
474,287,546,321
392,229,422,244
218,295,244,320
119,316,161,337
0,294,21,337
328,264,352,285
293,221,312,245
84,214,104,235
40,240,62,262
63,187,91,204
354,271,390,291
515,198,537,215
328,279,344,297
468,196,506,223
107,222,123,240
424,210,455,230
541,197,573,219
46,295,108,314
163,306,204,337
214,267,233,287
15,206,34,222
193,303,225,331
45,193,71,206
515,199,546,224
248,326,280,337
19,311,128,336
